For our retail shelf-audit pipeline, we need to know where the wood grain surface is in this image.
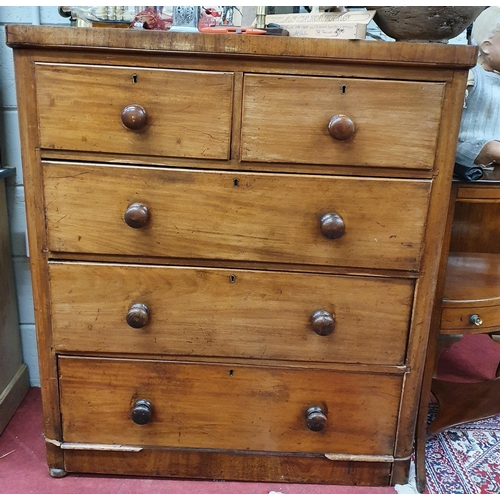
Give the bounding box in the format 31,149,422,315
58,356,402,455
43,163,431,271
7,25,476,485
241,75,445,169
49,262,414,365
36,64,233,160
6,25,478,68
63,447,393,486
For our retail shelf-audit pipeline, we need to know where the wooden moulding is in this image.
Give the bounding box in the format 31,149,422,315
5,24,478,69
62,447,394,486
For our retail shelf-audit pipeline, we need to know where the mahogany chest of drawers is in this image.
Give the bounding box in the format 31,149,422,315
7,25,476,485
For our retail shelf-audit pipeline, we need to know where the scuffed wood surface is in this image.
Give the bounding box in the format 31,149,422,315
241,74,444,169
58,356,402,455
49,261,414,365
36,64,233,160
43,163,431,271
6,25,478,68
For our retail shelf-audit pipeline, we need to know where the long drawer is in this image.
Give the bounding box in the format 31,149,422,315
43,162,431,271
35,64,234,160
49,262,414,365
241,74,445,169
58,356,402,455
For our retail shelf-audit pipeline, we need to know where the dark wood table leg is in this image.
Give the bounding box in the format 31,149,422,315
414,334,463,492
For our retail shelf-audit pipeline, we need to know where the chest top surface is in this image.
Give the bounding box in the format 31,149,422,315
6,24,478,68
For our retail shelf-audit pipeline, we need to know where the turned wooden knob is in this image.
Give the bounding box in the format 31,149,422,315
310,310,335,336
131,399,152,425
121,104,148,130
470,314,483,326
126,304,149,328
305,406,327,432
320,213,345,239
124,203,150,229
327,114,355,141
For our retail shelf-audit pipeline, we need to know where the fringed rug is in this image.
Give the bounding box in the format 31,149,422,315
425,404,500,494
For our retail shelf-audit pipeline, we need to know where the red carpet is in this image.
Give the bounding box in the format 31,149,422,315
424,334,500,494
0,389,396,494
425,407,500,494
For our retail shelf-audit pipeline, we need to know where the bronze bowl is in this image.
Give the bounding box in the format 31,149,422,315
372,6,485,43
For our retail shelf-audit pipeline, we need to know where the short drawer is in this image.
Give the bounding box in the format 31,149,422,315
440,253,500,334
441,303,500,334
43,163,431,271
58,356,402,455
50,262,414,365
241,74,445,169
35,63,233,160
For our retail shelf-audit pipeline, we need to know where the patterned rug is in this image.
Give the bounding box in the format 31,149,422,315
425,404,500,494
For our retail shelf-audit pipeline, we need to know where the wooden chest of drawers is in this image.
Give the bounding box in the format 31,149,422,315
7,25,476,486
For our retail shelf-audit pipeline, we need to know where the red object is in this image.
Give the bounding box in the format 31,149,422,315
204,7,221,18
199,26,267,35
130,7,172,30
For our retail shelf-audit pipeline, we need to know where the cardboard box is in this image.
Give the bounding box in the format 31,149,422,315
263,10,376,40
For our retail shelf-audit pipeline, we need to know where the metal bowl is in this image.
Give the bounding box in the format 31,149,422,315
372,6,485,43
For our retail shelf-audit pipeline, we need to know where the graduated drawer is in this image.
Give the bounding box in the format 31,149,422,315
35,63,233,160
58,356,402,455
49,262,414,365
43,163,431,271
241,74,445,169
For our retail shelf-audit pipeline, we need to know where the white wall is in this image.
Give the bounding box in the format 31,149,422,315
0,7,70,386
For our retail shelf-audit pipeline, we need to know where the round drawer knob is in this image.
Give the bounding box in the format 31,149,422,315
327,114,355,141
305,406,327,432
126,304,150,328
320,213,345,240
131,399,152,425
310,310,335,336
470,314,483,326
124,203,150,229
121,104,148,130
